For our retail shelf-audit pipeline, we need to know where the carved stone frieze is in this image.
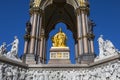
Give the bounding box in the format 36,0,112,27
0,62,27,80
0,58,120,80
25,61,120,80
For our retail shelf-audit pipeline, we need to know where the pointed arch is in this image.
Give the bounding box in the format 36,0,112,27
41,0,78,42
40,0,79,10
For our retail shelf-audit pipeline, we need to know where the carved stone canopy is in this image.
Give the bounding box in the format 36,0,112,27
44,1,77,42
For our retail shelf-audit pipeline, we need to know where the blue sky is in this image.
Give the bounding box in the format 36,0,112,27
0,0,120,60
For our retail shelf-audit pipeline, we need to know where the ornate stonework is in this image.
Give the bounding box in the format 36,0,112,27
95,35,120,61
0,61,27,80
0,36,120,79
26,61,120,80
0,0,120,80
0,56,120,80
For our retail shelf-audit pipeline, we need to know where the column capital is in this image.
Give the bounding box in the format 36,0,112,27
87,33,95,40
30,7,43,15
75,6,90,16
77,0,89,7
24,34,31,41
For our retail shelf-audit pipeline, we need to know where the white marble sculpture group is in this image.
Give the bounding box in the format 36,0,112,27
95,35,120,61
0,36,19,60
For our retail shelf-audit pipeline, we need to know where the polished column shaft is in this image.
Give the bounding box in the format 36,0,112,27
81,11,89,54
29,13,37,54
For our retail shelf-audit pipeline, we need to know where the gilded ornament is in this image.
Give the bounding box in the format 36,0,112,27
33,0,41,7
78,0,86,7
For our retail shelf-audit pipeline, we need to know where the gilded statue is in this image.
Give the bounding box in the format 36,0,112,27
52,28,67,47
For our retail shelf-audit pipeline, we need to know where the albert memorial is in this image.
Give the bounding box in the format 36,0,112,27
0,0,120,80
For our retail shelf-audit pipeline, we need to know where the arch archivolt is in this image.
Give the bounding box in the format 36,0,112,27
40,0,79,10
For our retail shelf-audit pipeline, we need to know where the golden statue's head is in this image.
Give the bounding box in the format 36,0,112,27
59,28,62,32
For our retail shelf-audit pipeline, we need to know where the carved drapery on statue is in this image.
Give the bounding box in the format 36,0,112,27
52,28,67,47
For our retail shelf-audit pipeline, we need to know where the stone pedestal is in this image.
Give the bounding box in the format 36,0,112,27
23,54,36,64
49,47,70,64
78,54,95,64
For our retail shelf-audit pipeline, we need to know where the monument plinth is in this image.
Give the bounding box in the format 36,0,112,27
49,47,70,64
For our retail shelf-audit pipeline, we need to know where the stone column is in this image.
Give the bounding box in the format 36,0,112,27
42,37,46,64
23,41,28,54
29,13,37,54
75,43,78,63
80,10,93,64
76,8,84,63
34,13,42,64
88,20,95,54
81,11,89,54
23,21,31,63
77,1,95,63
39,29,45,63
34,15,39,55
25,8,41,64
36,16,42,64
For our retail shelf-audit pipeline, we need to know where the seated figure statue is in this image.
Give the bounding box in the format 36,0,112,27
52,28,67,47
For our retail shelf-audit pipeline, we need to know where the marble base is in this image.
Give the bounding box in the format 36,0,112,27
49,47,70,64
49,59,71,64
